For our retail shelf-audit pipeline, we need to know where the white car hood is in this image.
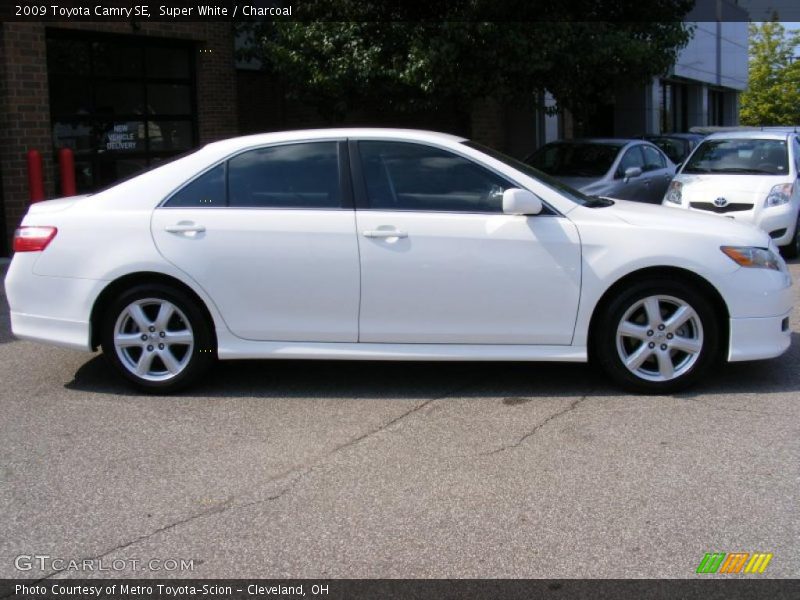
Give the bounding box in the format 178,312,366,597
599,198,769,246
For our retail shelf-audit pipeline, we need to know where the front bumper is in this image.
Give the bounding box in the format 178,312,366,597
687,202,797,246
728,311,791,361
719,258,793,362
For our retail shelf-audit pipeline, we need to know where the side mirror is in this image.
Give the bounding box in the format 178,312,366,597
502,188,543,215
623,166,642,181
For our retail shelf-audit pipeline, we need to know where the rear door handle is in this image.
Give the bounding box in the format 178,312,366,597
165,223,206,233
362,229,408,239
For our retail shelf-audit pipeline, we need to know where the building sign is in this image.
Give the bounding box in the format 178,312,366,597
106,124,137,151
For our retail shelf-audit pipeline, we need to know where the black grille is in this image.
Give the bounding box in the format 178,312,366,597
689,202,752,213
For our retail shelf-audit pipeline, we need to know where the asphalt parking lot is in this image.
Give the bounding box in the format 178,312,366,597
1,260,798,580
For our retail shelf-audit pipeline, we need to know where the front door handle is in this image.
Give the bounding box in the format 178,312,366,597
165,223,206,234
362,229,408,239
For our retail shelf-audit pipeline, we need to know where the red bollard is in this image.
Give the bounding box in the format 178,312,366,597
27,149,45,203
58,147,77,197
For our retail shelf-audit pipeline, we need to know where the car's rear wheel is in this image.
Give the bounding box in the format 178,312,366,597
100,284,215,393
594,279,719,394
779,214,800,259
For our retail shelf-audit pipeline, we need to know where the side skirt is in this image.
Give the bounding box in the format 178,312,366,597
215,333,587,362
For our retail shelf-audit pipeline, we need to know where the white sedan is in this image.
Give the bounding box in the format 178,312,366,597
4,129,793,394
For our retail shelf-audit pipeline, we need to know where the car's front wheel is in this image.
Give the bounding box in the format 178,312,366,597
100,284,215,393
594,279,719,394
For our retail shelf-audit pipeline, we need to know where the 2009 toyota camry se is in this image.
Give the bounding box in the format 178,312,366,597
4,129,793,394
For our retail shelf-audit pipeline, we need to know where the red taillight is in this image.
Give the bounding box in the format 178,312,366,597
13,226,58,252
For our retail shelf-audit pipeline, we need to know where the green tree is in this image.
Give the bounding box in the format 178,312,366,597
241,1,694,133
740,21,800,126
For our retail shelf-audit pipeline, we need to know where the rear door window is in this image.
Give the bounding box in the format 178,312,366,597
165,163,225,207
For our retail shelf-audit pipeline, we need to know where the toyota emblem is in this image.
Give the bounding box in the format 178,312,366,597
713,197,729,207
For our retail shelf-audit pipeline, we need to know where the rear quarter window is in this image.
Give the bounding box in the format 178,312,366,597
164,163,225,207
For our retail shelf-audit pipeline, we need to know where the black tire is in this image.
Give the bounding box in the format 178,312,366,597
779,214,800,259
593,278,720,394
100,283,215,393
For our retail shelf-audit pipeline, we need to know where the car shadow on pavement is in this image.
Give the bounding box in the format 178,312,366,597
66,354,612,399
675,331,800,398
65,332,800,399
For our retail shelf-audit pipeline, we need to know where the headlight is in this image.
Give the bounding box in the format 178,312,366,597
721,246,781,270
765,183,793,207
663,180,682,204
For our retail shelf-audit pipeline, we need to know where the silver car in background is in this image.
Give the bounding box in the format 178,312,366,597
525,139,676,203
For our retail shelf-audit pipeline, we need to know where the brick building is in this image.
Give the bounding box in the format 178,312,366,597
0,21,238,256
0,21,543,257
0,13,749,257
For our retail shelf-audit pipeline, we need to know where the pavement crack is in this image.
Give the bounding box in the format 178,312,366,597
697,404,790,417
479,393,589,457
234,377,483,509
17,377,483,577
30,498,234,582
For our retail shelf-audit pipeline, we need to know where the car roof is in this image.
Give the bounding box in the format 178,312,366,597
203,128,468,154
704,130,793,141
546,138,636,147
706,129,793,140
644,133,704,140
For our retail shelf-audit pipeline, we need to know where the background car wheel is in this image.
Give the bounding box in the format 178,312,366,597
593,279,720,394
779,214,800,259
100,283,215,393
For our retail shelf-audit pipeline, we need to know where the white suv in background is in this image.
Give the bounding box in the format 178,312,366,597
663,130,800,258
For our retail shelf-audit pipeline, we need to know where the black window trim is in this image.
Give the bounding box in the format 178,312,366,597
792,134,800,174
348,138,560,216
159,138,354,210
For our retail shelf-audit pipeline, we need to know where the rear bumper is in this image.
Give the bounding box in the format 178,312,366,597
9,311,91,351
728,311,792,362
5,254,100,351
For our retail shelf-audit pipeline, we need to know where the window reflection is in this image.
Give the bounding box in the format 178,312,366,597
47,33,197,192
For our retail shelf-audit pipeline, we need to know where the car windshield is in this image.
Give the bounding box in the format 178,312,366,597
462,141,594,206
682,138,789,175
525,142,621,177
646,137,689,164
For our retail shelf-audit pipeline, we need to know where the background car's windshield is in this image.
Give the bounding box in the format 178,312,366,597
525,142,621,177
683,138,789,175
463,141,591,206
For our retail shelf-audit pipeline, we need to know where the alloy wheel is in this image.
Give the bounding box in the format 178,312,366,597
113,298,194,382
615,294,704,382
